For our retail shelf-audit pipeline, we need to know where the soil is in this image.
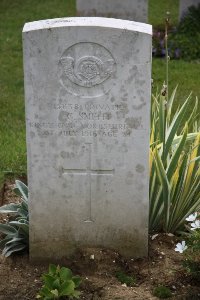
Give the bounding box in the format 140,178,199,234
0,180,200,300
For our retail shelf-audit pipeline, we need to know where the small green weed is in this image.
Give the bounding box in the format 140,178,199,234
37,264,81,299
115,270,136,287
153,285,172,298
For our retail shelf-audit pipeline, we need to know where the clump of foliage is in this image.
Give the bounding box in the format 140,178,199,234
115,270,136,286
0,180,29,256
152,27,180,59
36,264,81,299
152,28,166,58
149,85,200,233
150,10,200,233
169,4,200,60
175,212,200,281
153,285,172,298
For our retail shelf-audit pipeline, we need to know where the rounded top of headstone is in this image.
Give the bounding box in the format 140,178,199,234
23,17,152,35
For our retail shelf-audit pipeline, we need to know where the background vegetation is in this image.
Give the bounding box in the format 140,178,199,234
0,0,199,183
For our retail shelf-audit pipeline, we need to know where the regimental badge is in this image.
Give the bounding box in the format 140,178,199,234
60,56,115,87
59,42,116,89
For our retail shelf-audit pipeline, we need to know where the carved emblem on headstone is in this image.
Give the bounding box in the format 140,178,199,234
60,42,116,88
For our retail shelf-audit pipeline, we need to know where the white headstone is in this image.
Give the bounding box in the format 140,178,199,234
23,17,152,261
76,0,148,22
179,0,200,20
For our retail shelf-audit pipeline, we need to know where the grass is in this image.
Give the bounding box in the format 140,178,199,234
152,58,200,106
149,0,179,28
0,0,75,181
0,0,199,184
153,285,172,298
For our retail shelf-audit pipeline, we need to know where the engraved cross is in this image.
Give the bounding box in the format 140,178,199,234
62,143,114,222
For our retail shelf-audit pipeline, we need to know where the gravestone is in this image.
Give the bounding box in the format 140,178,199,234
76,0,148,22
23,17,152,261
179,0,200,19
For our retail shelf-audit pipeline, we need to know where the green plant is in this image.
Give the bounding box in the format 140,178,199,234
153,285,172,298
149,85,200,233
37,264,81,300
0,180,29,256
169,4,200,60
115,270,136,286
150,7,200,233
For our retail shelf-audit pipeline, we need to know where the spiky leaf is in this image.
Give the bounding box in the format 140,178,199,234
0,203,20,214
3,243,27,257
15,180,28,203
0,223,17,235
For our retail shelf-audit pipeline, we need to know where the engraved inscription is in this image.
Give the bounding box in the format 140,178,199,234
29,101,144,138
59,42,116,96
62,143,114,222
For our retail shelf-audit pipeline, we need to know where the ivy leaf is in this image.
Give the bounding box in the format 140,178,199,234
43,274,55,290
60,280,75,296
52,278,60,290
72,276,82,288
38,286,52,297
51,289,59,297
49,264,57,275
72,290,81,299
60,267,72,281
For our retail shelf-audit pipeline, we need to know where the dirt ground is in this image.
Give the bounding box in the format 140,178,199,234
0,180,200,300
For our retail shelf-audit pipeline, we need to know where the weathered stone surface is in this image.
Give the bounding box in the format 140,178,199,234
23,17,152,261
179,0,200,19
76,0,148,22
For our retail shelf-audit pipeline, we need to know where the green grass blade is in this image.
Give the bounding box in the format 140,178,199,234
167,123,188,181
166,85,178,126
164,93,191,161
186,98,198,130
172,132,199,146
159,95,166,145
154,148,170,231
